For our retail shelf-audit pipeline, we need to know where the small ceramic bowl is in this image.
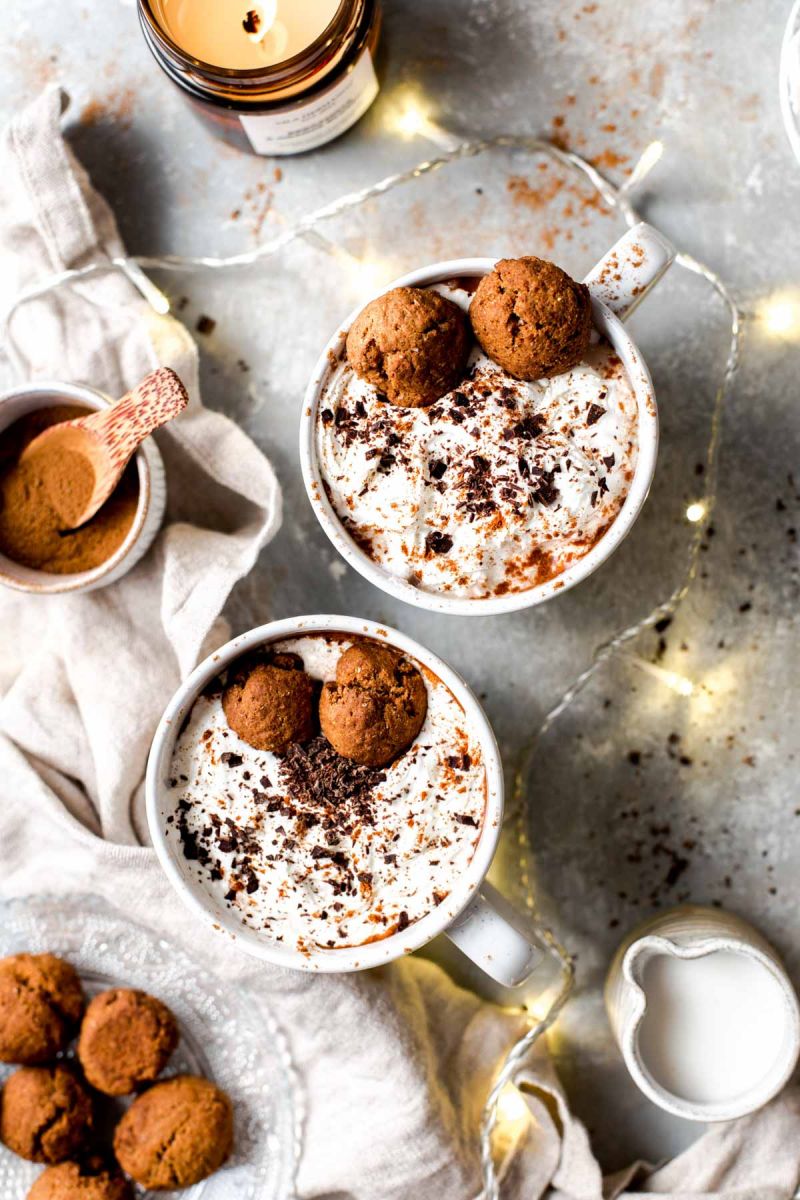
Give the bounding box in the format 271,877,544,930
605,905,800,1122
300,222,674,616
0,380,166,594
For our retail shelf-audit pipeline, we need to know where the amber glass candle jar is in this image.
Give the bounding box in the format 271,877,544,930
138,0,381,155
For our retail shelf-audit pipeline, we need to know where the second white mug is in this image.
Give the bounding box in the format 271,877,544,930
146,614,548,987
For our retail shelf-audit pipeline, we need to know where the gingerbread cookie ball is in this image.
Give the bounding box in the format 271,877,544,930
0,953,85,1064
319,643,427,767
222,652,316,754
0,1067,93,1163
470,256,592,380
113,1075,233,1190
28,1159,132,1200
77,989,178,1096
346,286,471,408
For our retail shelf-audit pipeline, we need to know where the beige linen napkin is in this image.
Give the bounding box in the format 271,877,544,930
0,86,282,844
1,85,799,1200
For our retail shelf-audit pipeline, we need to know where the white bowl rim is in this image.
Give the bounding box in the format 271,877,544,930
145,613,505,973
299,256,659,616
619,932,800,1122
0,380,153,595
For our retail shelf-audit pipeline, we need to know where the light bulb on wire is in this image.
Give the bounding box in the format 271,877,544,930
494,1084,531,1139
757,291,800,338
630,655,695,698
388,89,459,150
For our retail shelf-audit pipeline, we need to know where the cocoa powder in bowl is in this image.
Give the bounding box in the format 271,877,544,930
0,405,139,574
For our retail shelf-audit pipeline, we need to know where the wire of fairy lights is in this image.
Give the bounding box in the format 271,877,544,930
479,222,739,1200
0,133,742,1200
478,149,740,1200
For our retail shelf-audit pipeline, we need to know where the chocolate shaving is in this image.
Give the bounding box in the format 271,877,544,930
504,413,546,441
425,530,454,556
279,737,385,840
529,469,560,507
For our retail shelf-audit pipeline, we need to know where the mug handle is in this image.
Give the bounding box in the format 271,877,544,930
583,221,675,321
445,881,548,987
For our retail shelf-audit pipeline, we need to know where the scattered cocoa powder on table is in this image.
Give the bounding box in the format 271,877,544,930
0,405,139,574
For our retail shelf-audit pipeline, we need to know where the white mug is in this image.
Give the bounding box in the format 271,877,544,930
299,222,674,616
146,614,546,985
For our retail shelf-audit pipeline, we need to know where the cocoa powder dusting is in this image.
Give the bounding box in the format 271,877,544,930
0,406,139,573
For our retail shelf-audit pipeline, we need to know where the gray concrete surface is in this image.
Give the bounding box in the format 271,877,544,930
1,0,798,1174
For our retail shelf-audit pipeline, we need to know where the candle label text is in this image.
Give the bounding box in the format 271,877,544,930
240,50,378,155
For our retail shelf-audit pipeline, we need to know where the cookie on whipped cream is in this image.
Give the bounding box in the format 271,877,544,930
319,642,427,767
222,652,316,753
470,256,592,380
346,286,471,408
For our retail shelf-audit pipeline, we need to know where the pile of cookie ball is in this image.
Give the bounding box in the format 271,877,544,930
0,953,233,1197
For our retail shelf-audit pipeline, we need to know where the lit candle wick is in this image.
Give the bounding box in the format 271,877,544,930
242,1,277,45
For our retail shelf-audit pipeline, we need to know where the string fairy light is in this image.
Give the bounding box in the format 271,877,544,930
0,128,743,1200
301,228,395,296
628,655,694,697
494,1082,531,1131
388,88,460,151
481,143,741,1200
2,132,678,369
491,1082,531,1163
617,137,664,193
119,261,171,315
756,290,800,338
393,98,430,139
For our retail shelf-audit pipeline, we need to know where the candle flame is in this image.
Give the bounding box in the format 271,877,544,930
242,0,277,44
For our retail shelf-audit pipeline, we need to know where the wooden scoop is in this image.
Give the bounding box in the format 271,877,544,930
22,367,189,530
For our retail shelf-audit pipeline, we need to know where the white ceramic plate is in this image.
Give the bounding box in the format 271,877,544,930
0,894,300,1200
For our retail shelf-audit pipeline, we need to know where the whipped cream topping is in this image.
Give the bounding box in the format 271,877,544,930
315,283,639,599
167,635,486,955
